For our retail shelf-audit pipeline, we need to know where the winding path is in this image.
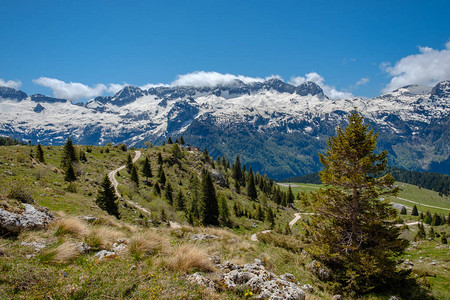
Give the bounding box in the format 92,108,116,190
108,150,152,217
251,212,314,242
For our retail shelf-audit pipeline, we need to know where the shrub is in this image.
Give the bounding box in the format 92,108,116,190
7,181,34,204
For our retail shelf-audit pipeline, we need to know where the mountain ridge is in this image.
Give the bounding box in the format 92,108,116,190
0,79,449,179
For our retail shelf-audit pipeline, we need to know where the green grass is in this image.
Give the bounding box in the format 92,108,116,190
1,144,449,299
278,181,450,215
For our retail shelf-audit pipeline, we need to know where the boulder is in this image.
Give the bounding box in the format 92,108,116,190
0,204,54,234
186,273,216,291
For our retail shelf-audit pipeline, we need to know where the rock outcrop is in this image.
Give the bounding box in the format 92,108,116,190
0,203,54,235
186,259,306,300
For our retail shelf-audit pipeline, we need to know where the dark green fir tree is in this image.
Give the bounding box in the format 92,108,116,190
96,175,120,218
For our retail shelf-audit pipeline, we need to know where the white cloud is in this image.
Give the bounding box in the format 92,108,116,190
140,83,169,90
289,72,353,100
382,41,450,92
0,79,22,89
355,77,369,86
33,77,109,101
170,71,272,87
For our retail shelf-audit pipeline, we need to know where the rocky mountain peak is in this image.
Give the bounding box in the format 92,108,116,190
110,86,145,106
431,80,450,98
0,86,28,101
295,81,324,97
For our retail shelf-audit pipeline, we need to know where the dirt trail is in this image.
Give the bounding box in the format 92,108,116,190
107,150,151,217
251,212,314,242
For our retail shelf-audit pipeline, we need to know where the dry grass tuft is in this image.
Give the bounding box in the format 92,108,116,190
53,218,88,238
50,241,79,262
84,226,122,250
166,244,213,273
128,230,169,258
199,227,237,242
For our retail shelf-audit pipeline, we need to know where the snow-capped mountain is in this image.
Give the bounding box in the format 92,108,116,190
0,79,449,179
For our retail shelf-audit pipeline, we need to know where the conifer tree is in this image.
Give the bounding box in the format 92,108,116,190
167,137,173,144
218,194,230,225
305,110,408,293
287,185,295,205
415,223,426,240
256,204,265,221
400,206,407,215
411,205,418,216
157,152,163,165
61,137,78,168
130,164,139,187
200,171,219,226
96,175,120,218
172,143,182,159
153,182,161,195
165,182,173,205
232,155,242,183
126,153,133,174
176,190,185,211
64,161,77,182
428,227,435,239
142,156,152,182
179,136,185,145
266,207,275,229
158,166,166,186
36,143,45,163
441,232,448,244
246,167,258,200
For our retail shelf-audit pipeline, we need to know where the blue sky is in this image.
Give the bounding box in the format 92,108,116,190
1,0,449,101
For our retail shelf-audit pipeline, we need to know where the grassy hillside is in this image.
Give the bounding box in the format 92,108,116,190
0,144,449,299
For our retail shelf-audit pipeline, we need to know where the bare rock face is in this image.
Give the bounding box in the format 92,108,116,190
0,204,54,235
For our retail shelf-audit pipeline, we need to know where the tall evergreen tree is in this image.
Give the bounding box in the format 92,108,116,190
157,152,163,165
400,206,407,215
411,205,419,216
167,137,173,144
179,136,185,145
172,143,182,159
218,194,230,225
130,164,139,187
232,155,242,183
96,175,120,218
305,110,408,293
165,182,173,205
200,171,219,226
246,167,258,200
64,161,77,182
126,153,133,174
61,137,78,168
142,156,152,181
158,166,166,186
176,190,185,211
153,182,161,195
36,143,45,163
287,185,295,205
